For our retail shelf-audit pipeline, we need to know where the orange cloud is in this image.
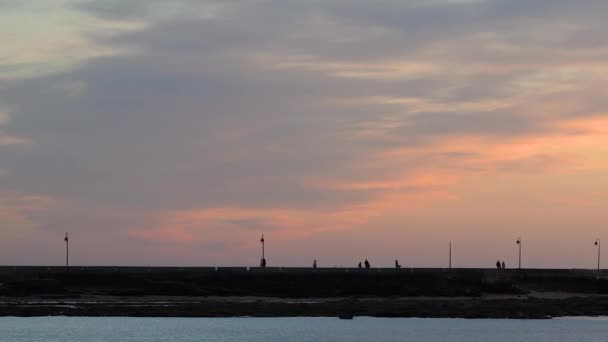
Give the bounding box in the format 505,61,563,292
126,114,608,252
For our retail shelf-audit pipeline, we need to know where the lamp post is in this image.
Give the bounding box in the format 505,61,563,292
595,239,601,271
64,232,69,268
449,242,452,269
516,237,522,269
260,234,266,268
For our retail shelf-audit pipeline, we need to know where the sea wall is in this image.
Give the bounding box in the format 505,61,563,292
0,267,606,297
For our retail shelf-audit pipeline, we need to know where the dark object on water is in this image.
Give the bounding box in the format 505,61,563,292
339,314,354,320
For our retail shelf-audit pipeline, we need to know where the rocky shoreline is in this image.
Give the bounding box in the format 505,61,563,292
2,294,608,319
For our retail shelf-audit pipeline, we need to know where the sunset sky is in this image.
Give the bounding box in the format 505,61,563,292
1,0,607,268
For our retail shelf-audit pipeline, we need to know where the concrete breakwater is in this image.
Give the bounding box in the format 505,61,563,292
0,267,606,297
1,267,607,318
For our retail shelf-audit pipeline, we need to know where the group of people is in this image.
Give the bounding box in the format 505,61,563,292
357,259,372,269
356,259,403,269
312,259,404,269
280,258,508,269
269,257,513,270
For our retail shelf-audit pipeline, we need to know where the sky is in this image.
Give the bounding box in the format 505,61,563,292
0,0,607,268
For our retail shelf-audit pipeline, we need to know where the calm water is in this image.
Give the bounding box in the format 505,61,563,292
0,317,607,341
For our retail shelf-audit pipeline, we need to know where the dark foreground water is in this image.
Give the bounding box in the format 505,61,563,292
1,317,607,341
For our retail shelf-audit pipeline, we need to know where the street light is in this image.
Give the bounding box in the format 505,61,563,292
595,239,601,271
64,232,69,268
260,234,266,268
516,237,522,269
449,242,452,269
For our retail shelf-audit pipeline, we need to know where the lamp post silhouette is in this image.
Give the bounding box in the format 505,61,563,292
64,233,69,268
260,234,266,268
595,239,601,271
516,237,522,269
449,242,452,269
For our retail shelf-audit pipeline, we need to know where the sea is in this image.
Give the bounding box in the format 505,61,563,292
0,317,607,341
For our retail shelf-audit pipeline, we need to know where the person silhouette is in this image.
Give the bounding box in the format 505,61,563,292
261,258,267,268
358,261,362,269
501,261,506,269
364,259,370,269
395,259,401,269
313,259,317,269
496,260,501,269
